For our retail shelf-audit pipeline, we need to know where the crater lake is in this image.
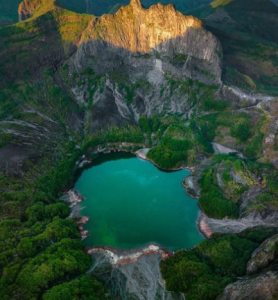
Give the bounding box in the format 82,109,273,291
74,152,203,250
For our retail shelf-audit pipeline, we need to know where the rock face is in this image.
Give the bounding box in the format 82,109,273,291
219,271,278,300
17,0,222,137
247,234,278,275
74,0,222,84
90,248,184,300
3,0,223,195
66,0,222,134
82,0,206,55
18,0,54,21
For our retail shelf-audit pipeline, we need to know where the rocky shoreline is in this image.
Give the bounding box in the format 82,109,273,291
135,148,195,172
64,185,174,266
88,244,171,265
66,147,212,248
182,177,214,239
63,185,174,267
136,148,213,238
197,212,213,238
61,189,90,240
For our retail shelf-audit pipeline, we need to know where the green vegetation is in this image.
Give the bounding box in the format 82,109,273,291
141,114,214,169
196,111,265,158
0,0,278,299
212,155,278,215
140,78,229,169
230,118,252,142
85,126,144,149
43,275,109,300
0,170,109,299
0,128,110,298
0,10,108,298
161,228,276,300
148,137,192,169
109,72,152,103
195,154,278,219
198,169,239,219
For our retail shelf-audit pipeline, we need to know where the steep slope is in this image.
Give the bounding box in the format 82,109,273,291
219,234,278,300
191,0,278,93
12,0,222,136
0,0,221,229
0,3,109,299
207,0,278,44
0,0,224,191
18,0,55,20
73,0,221,79
66,0,222,134
0,0,212,28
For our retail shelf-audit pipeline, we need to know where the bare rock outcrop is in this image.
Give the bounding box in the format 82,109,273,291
247,234,278,275
67,0,223,134
73,0,222,85
218,271,278,300
18,0,54,21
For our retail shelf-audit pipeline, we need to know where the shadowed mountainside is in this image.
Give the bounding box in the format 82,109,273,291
190,0,278,94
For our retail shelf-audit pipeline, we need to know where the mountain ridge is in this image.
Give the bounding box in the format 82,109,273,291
13,0,222,86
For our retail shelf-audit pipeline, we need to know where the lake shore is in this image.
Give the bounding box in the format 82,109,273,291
61,189,90,240
64,147,213,253
135,148,213,238
88,244,172,265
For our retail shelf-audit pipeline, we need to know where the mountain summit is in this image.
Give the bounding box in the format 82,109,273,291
18,0,55,20
16,0,222,85
80,0,203,53
73,0,221,83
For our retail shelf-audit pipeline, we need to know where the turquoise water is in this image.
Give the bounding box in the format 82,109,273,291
75,153,203,250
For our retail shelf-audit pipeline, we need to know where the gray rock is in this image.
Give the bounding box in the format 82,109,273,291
218,271,278,300
247,234,278,275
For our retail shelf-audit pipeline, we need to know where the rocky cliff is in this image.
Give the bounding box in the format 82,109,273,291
64,0,222,133
18,0,55,21
219,234,278,300
219,270,278,300
73,0,222,83
1,0,222,213
15,0,222,135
